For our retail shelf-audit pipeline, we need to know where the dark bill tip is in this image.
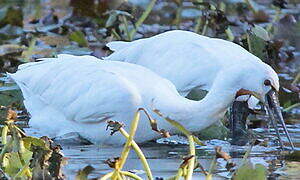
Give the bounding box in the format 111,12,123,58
265,89,295,151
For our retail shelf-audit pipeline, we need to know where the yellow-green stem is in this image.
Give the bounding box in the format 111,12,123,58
119,128,153,180
120,171,143,180
186,135,195,180
121,16,131,41
1,125,8,145
225,28,234,41
292,70,300,85
100,171,114,180
118,111,141,169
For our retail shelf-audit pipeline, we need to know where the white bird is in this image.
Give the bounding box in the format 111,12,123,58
104,30,294,148
9,54,289,147
105,30,259,97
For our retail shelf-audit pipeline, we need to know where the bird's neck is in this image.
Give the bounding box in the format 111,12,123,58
159,87,236,132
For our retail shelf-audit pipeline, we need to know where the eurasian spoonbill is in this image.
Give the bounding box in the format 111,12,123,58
105,30,294,149
9,54,293,149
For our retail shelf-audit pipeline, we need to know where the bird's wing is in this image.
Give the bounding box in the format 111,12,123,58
104,30,261,95
9,54,141,124
104,30,221,93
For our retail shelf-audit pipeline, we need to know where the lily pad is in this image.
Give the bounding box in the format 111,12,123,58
233,161,267,180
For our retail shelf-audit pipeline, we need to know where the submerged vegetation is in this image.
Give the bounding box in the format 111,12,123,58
0,0,299,179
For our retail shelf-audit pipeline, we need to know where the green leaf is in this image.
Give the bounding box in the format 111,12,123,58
69,31,88,47
252,25,270,41
247,32,267,61
2,152,23,176
233,161,267,180
23,136,48,150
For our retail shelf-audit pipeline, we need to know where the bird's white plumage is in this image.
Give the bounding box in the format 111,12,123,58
105,30,279,107
11,54,237,144
10,37,279,145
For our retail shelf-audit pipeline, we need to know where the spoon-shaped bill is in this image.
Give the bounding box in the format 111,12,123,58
265,89,294,150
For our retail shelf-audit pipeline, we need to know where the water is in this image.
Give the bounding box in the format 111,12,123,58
24,124,300,179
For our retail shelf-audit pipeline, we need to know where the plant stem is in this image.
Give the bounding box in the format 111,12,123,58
121,15,131,41
100,171,114,180
292,70,300,85
129,0,157,40
1,125,8,145
111,29,122,40
186,135,195,180
246,33,252,53
225,28,234,41
266,7,281,33
119,128,153,180
120,171,143,180
201,18,208,36
194,16,203,33
206,156,216,179
118,111,141,169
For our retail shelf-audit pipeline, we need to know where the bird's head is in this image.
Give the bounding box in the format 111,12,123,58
221,62,294,150
233,62,279,103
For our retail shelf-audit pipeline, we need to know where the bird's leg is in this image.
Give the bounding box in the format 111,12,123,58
138,108,170,138
229,101,251,146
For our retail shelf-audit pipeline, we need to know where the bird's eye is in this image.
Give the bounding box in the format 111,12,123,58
264,79,271,86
